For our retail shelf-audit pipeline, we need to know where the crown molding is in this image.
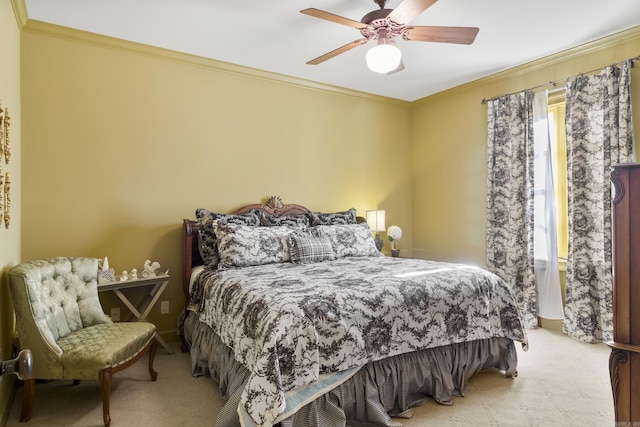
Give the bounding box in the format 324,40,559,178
10,0,28,29
20,19,409,107
414,25,640,105
16,5,640,108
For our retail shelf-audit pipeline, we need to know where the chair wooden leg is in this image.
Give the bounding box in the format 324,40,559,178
99,368,113,427
148,339,158,381
20,378,35,422
93,336,156,427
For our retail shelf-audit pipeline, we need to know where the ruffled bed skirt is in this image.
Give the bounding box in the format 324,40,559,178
182,311,518,427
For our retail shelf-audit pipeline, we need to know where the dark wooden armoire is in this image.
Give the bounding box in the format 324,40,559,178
609,163,640,423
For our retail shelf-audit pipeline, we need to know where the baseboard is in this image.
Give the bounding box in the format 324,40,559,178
538,317,563,332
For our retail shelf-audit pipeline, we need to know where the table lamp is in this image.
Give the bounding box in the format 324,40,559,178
366,210,386,251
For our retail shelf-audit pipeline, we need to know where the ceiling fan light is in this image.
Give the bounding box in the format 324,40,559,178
366,43,402,74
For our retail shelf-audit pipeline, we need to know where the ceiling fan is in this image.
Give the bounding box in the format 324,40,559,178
300,0,479,74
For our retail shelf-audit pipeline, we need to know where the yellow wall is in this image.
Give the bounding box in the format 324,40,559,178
18,20,640,342
0,0,22,423
410,27,640,267
20,22,414,341
4,1,640,420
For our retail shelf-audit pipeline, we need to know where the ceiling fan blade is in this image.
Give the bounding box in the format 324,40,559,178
307,39,369,65
387,60,405,75
300,8,367,29
405,26,479,44
388,0,438,25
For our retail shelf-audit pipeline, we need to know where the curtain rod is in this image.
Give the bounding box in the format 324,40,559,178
480,54,640,105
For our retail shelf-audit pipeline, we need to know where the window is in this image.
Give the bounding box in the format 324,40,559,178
547,92,568,261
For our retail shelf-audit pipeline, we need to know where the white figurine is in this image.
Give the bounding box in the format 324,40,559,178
142,260,161,278
130,268,138,279
120,271,128,281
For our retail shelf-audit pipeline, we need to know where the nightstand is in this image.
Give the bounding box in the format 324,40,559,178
98,274,173,354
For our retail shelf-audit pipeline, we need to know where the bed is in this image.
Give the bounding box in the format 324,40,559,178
179,197,528,427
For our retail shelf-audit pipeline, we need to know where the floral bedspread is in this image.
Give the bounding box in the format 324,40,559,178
189,257,528,426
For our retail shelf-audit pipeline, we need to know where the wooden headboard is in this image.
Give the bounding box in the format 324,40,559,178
181,196,314,306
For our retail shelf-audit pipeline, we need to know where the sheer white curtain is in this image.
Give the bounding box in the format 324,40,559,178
532,91,564,319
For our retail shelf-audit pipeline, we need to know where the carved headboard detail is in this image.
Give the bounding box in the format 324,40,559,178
234,196,312,217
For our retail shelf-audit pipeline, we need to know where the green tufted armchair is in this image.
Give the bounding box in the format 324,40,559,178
8,257,158,427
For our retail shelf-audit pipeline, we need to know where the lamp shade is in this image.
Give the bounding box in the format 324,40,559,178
366,210,386,232
366,43,401,74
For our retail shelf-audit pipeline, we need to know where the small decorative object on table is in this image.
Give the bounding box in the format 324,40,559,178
117,261,165,282
142,260,161,278
387,225,402,257
98,256,115,284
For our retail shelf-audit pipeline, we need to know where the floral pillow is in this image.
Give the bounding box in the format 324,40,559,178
195,208,261,268
289,233,336,264
260,212,312,227
312,223,382,258
214,221,304,270
311,208,357,226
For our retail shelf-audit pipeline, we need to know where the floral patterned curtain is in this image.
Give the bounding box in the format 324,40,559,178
486,90,538,328
563,61,635,343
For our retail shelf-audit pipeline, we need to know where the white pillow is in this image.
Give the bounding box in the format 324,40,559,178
214,221,304,269
312,223,383,259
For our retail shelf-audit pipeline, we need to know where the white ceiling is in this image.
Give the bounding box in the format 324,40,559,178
24,0,640,102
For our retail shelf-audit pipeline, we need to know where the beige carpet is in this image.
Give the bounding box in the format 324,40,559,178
6,328,613,427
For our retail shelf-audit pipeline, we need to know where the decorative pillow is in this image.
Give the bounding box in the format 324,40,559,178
214,221,304,269
195,208,261,267
312,223,383,258
311,208,357,226
260,212,312,227
289,233,336,264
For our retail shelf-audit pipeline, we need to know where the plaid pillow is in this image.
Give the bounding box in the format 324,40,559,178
289,233,336,264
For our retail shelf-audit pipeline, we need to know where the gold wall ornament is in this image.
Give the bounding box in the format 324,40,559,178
3,107,10,164
0,103,4,162
3,172,9,229
0,165,3,226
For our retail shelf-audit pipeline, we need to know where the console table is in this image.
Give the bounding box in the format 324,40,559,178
98,274,173,354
